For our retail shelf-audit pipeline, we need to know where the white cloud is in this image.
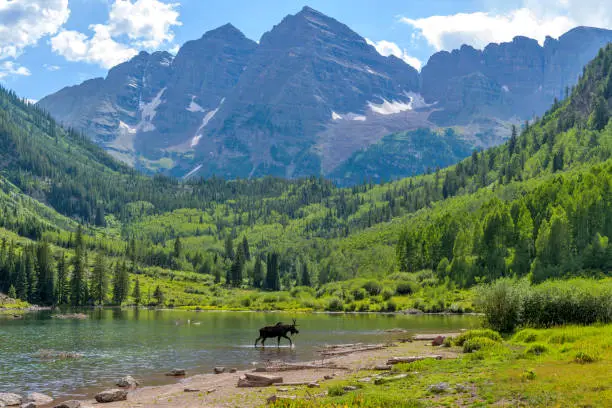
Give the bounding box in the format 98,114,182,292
43,64,61,71
366,38,422,71
0,0,70,59
401,0,612,51
51,25,138,69
0,61,31,79
50,0,180,68
108,0,181,49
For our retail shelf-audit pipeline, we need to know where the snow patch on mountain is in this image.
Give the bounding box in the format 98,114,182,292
138,87,166,132
368,99,413,115
187,96,205,112
183,164,203,179
332,111,342,120
191,98,225,147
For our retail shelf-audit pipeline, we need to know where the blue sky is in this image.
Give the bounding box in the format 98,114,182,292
1,0,611,101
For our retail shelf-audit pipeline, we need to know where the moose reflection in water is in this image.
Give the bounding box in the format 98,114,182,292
254,319,299,347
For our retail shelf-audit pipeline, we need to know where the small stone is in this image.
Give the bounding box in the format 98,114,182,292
374,365,392,370
165,369,186,376
21,404,36,408
116,375,139,388
53,401,88,408
431,336,445,346
0,393,22,406
183,388,200,393
358,377,372,383
229,368,237,373
343,386,358,391
307,383,320,388
323,375,333,380
94,389,128,403
213,367,225,374
26,393,53,406
428,382,450,394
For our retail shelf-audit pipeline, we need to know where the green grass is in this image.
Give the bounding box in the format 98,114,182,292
268,325,612,407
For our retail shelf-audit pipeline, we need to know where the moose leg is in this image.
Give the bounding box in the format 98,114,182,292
254,336,261,347
261,337,267,347
277,336,281,347
282,334,293,347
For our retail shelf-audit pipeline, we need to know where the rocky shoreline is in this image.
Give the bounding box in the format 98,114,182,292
10,334,459,408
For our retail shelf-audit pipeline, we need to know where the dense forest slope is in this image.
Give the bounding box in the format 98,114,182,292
1,44,611,310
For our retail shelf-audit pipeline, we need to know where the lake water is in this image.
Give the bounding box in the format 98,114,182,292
0,310,479,398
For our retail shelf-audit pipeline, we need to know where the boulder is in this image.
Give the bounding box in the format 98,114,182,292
373,365,392,370
94,389,128,403
183,388,200,393
213,367,225,374
165,369,186,376
229,368,237,373
431,336,445,346
307,383,320,388
237,373,283,388
428,382,450,394
26,393,53,405
343,386,358,391
0,393,22,406
20,403,36,408
116,375,139,388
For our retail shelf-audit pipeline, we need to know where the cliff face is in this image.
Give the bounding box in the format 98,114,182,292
38,8,612,181
422,27,612,123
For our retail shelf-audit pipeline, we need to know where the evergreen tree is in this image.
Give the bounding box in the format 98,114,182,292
224,235,234,260
508,125,518,155
8,284,16,299
71,226,87,306
15,254,28,300
265,252,280,291
132,278,141,306
55,254,69,305
300,262,311,286
90,253,108,305
36,241,54,305
173,236,182,258
253,257,264,288
230,245,245,287
153,285,164,306
112,261,130,305
24,248,37,303
241,236,251,261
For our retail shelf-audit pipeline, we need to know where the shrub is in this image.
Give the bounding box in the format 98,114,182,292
454,329,502,346
524,343,549,356
381,288,394,301
352,288,366,301
384,300,397,312
395,282,414,295
475,278,527,333
574,350,600,364
463,337,497,353
362,281,382,296
328,385,345,397
521,369,537,381
326,297,344,312
513,329,539,343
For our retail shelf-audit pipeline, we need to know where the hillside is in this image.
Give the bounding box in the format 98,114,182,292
38,7,612,182
1,43,612,312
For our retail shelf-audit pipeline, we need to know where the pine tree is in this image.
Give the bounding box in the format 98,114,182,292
230,246,244,287
24,248,38,303
55,253,69,305
508,125,518,155
132,278,141,306
36,241,54,305
71,226,87,306
153,285,164,306
241,236,251,261
265,252,280,291
15,254,28,300
112,261,130,305
224,235,234,260
253,257,264,288
300,262,311,286
8,284,16,299
90,253,108,305
173,236,182,258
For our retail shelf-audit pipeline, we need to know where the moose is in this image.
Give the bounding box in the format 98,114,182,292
254,319,299,347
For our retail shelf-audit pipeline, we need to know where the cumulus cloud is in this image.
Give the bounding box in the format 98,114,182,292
108,0,181,48
51,25,138,69
366,38,422,71
401,0,612,51
0,0,70,59
0,61,32,79
50,0,181,68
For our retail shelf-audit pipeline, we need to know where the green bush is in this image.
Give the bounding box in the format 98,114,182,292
574,350,600,364
475,278,527,333
463,337,497,353
454,329,502,346
524,343,549,356
351,288,366,300
513,329,539,343
326,297,344,312
384,300,397,312
363,280,382,296
328,385,346,397
381,288,394,301
395,282,414,295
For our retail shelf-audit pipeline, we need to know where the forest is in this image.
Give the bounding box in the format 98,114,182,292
0,44,611,312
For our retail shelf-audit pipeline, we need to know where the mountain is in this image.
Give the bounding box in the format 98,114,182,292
38,7,612,182
421,27,612,124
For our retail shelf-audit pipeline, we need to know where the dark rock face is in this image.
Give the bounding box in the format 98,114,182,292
38,6,612,182
421,27,612,123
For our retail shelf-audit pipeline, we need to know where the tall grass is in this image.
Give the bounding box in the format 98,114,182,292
476,278,612,332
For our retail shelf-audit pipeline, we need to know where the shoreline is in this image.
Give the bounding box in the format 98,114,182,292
48,337,458,408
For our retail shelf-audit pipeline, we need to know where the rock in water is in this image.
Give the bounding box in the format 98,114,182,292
213,367,225,374
116,375,139,388
94,389,128,403
20,403,36,408
0,393,22,406
26,392,53,405
52,401,93,408
165,369,186,376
